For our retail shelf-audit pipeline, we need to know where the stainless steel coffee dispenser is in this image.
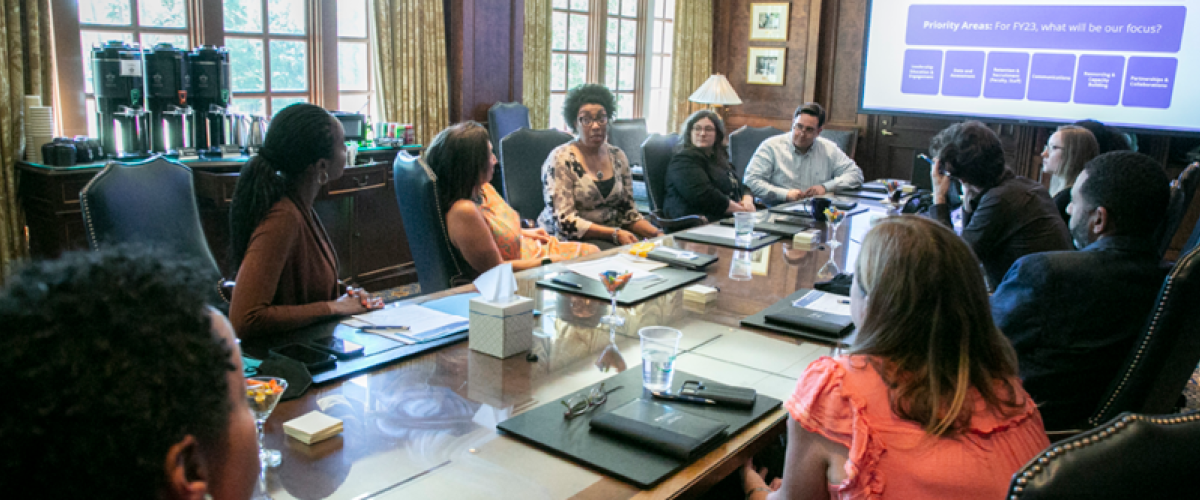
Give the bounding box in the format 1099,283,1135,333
187,45,232,154
92,41,150,158
145,43,193,155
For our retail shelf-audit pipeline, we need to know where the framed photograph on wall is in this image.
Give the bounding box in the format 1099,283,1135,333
747,47,787,85
750,3,790,41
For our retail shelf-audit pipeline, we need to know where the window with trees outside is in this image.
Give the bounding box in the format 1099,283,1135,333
550,0,674,133
56,0,376,137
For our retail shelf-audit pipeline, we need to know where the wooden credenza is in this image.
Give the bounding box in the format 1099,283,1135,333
17,146,421,292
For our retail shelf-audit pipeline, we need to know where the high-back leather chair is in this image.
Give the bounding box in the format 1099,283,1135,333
819,126,858,158
500,127,572,221
1084,242,1200,427
79,156,220,279
640,133,705,233
609,118,649,171
393,152,468,295
487,102,531,199
728,125,786,182
1159,162,1200,257
1184,209,1200,257
1007,411,1200,499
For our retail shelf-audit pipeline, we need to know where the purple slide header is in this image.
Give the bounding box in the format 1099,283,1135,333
906,5,1187,52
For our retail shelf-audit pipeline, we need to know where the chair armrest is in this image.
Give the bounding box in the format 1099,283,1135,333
217,279,236,304
1045,429,1084,442
649,212,707,233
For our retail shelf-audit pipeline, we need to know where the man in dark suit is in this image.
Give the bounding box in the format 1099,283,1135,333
991,151,1170,430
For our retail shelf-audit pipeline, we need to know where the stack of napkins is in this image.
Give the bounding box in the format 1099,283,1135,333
684,284,719,304
793,229,821,248
283,410,343,445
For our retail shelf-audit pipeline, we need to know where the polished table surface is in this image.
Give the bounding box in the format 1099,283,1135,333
260,205,885,500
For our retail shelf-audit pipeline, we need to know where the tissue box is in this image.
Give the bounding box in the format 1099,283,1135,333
469,296,535,358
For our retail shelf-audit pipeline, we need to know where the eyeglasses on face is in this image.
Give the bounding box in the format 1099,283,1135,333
577,115,609,127
793,124,819,134
561,382,623,419
692,126,717,134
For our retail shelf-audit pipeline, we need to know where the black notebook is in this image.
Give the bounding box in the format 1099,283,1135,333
590,399,728,461
741,288,856,344
645,247,719,270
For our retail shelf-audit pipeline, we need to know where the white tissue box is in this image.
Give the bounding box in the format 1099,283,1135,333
469,296,535,359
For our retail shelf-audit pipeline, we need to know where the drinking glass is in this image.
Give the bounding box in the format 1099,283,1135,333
599,270,632,327
734,212,755,245
639,326,682,392
246,377,289,468
729,250,753,281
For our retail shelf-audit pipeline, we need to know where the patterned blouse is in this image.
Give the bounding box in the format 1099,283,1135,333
537,143,644,240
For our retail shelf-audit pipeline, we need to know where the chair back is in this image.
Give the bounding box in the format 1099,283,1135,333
609,118,649,169
1161,162,1200,256
1087,242,1200,426
487,102,531,198
79,156,220,278
1007,411,1200,499
641,133,681,213
819,126,858,158
728,125,786,182
500,127,573,221
1184,208,1200,257
393,152,466,295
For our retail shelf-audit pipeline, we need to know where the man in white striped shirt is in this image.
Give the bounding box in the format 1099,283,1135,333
744,102,863,205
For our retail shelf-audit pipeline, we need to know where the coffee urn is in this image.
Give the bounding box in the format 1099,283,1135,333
145,43,193,155
187,45,232,154
92,41,150,158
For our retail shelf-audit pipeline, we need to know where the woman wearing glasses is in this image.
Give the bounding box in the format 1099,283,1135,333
538,84,661,249
742,216,1049,500
663,110,755,222
1041,125,1100,222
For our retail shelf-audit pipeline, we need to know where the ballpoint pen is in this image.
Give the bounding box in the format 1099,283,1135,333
651,392,716,405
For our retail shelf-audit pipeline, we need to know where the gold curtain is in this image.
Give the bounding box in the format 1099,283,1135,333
522,0,552,129
0,0,51,280
666,0,713,134
372,0,449,146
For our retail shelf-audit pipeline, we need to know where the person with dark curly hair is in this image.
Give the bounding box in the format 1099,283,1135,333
228,103,381,339
662,110,754,222
992,151,1170,429
0,248,259,499
928,120,1071,288
426,121,598,278
538,84,661,248
1041,125,1100,222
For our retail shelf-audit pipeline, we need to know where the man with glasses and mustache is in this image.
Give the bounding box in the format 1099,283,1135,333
744,102,863,206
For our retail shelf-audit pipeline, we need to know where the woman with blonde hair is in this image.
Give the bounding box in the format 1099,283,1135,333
743,215,1048,500
1042,125,1100,222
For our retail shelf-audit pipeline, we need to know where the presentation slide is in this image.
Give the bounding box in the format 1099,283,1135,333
859,1,1200,134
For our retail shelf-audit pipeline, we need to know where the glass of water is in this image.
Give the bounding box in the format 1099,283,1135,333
734,212,755,245
639,326,682,392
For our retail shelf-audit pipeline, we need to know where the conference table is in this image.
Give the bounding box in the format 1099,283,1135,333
255,204,884,500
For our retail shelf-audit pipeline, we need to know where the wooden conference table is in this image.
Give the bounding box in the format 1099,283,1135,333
259,205,883,500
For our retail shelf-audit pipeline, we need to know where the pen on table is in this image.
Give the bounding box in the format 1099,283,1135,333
551,276,583,289
838,299,850,305
361,328,416,344
642,278,668,290
651,392,716,405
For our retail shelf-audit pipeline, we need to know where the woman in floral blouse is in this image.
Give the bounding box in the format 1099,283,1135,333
537,84,661,249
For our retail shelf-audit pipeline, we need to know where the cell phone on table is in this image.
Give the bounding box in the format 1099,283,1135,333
308,335,365,359
270,343,337,373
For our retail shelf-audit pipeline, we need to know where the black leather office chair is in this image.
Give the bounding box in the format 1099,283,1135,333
1183,207,1200,257
609,118,649,173
500,127,573,222
80,156,221,279
640,133,705,233
487,102,531,199
1007,410,1200,499
728,125,786,182
393,152,469,295
1082,242,1200,428
819,126,858,158
1158,162,1200,257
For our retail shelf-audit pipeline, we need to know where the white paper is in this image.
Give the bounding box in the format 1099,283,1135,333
683,225,740,239
792,290,852,316
564,253,668,281
473,263,518,303
350,304,469,339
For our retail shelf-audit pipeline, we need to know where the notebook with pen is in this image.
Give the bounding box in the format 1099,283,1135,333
741,288,856,343
718,216,811,237
673,224,780,250
645,247,718,270
536,266,707,305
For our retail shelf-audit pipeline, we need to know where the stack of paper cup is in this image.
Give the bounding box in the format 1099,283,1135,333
25,103,55,164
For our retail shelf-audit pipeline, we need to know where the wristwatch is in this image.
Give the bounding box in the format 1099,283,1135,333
541,257,553,267
611,229,622,245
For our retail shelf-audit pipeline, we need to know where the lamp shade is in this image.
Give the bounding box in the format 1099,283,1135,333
688,74,743,106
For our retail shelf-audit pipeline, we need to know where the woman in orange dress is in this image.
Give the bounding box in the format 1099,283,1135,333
742,215,1048,500
426,122,598,278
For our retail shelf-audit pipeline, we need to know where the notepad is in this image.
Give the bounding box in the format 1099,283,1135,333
564,254,668,281
349,304,469,342
283,410,343,445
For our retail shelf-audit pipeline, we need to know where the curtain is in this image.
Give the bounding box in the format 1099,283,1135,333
0,0,51,280
522,0,552,129
666,0,713,134
372,0,449,147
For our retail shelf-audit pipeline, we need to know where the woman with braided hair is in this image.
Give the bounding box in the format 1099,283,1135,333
228,103,381,338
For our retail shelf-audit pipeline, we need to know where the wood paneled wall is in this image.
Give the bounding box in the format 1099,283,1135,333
446,0,526,124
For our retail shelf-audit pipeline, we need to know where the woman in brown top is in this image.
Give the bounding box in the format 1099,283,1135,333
228,103,381,338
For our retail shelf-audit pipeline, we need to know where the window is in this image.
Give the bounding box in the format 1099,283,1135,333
57,0,380,137
549,0,672,133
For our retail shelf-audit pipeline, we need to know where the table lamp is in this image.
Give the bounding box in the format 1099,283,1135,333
688,74,743,120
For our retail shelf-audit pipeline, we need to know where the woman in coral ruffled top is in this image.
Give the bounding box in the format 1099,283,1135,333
743,215,1049,500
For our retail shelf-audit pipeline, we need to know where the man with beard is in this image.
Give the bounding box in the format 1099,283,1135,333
991,151,1170,430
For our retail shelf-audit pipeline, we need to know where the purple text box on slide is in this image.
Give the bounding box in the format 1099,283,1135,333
901,49,943,95
1074,55,1124,106
1028,53,1076,103
906,5,1186,53
983,52,1029,100
941,50,985,97
1123,57,1177,109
